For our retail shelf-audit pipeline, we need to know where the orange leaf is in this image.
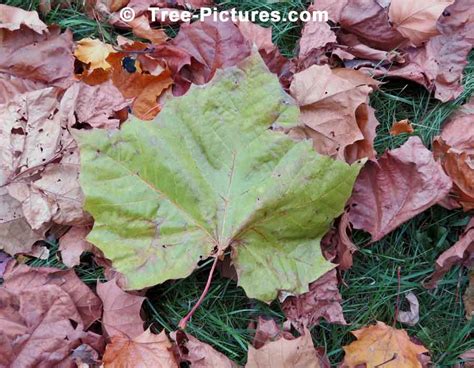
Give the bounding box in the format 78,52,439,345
390,119,414,135
342,321,429,368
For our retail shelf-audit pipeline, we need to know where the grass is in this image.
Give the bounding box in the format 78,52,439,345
4,0,473,366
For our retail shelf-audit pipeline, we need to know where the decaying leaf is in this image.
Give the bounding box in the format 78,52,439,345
246,328,325,368
77,53,361,302
287,64,379,163
397,292,420,326
437,0,474,46
282,269,346,332
103,329,178,368
297,18,336,67
424,218,474,288
342,321,429,368
348,137,452,241
388,0,455,46
172,330,238,367
96,278,145,338
390,119,415,135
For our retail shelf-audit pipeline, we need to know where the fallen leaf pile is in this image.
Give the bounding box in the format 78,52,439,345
0,0,473,366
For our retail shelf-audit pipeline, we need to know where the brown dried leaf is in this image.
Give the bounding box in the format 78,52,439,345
171,18,251,89
338,0,406,51
433,106,474,210
298,18,336,65
59,225,93,267
386,34,471,102
96,277,145,338
246,328,324,368
60,80,129,129
424,219,474,288
348,137,452,241
103,329,178,368
3,262,102,328
0,285,85,367
128,15,168,44
390,119,415,135
437,0,474,46
388,0,455,46
252,317,286,350
288,65,379,162
342,321,429,367
172,330,238,368
282,269,346,333
0,4,47,33
0,26,74,89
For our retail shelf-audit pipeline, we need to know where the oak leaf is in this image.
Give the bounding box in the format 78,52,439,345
77,53,361,302
103,329,178,368
342,321,429,368
96,278,145,338
389,0,455,46
348,137,452,241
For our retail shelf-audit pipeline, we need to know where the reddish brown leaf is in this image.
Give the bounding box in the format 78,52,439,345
96,277,145,338
321,212,358,270
348,137,452,241
252,317,286,350
424,219,474,288
282,269,346,333
3,262,102,328
437,0,474,46
298,16,336,66
386,34,471,102
0,4,47,34
172,330,238,367
338,0,406,51
0,26,74,89
433,105,474,210
103,329,178,368
59,225,93,267
390,119,415,135
171,18,251,90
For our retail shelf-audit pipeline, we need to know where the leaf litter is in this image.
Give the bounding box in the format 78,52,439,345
0,0,472,366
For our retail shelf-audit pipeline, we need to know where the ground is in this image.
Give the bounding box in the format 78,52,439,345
5,0,473,366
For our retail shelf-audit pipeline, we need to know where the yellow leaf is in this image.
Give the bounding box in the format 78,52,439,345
342,321,429,368
74,38,115,71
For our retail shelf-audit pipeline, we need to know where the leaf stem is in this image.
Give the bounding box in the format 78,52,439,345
393,266,401,327
178,256,219,330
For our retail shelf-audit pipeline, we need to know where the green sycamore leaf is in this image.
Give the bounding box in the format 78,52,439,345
77,53,361,302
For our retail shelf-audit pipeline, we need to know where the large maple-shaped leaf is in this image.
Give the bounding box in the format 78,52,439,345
77,54,361,302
